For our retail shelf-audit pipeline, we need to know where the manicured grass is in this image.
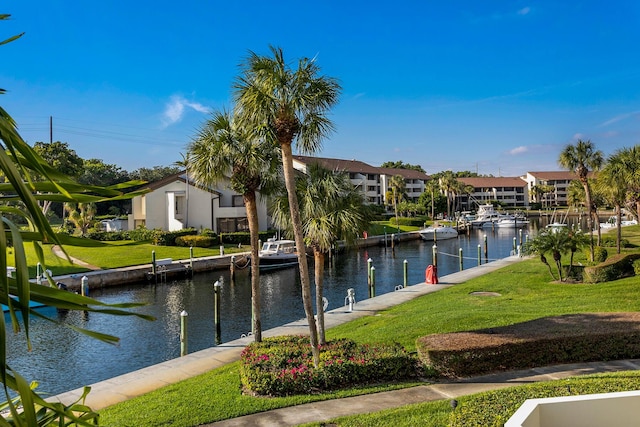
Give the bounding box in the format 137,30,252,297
6,238,248,277
98,226,640,426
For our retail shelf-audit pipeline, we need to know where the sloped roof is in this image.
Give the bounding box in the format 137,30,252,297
143,171,221,195
293,155,381,174
458,176,528,188
378,167,430,180
526,171,594,180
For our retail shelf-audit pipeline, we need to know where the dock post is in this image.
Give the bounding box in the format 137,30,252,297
432,244,438,268
477,244,482,266
214,279,222,345
367,258,373,285
459,248,463,271
403,259,408,288
81,276,89,297
484,234,488,261
189,246,194,277
370,266,376,298
230,255,236,280
152,251,157,283
180,310,188,356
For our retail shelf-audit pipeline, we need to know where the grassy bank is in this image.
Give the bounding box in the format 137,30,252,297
99,226,640,426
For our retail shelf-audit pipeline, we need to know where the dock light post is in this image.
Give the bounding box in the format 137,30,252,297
367,258,373,285
403,259,408,288
219,245,225,256
180,310,188,356
519,228,523,246
513,237,517,253
459,248,463,271
432,244,438,268
370,266,376,298
81,276,89,297
477,244,482,266
214,279,223,345
391,233,395,251
384,226,387,248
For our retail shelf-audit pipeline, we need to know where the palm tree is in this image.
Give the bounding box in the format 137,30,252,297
388,174,406,229
616,145,640,222
438,171,458,219
187,110,280,342
173,152,190,228
270,164,366,344
597,148,634,254
234,46,341,365
558,140,604,261
1,15,151,423
524,227,578,281
64,201,97,237
424,179,439,219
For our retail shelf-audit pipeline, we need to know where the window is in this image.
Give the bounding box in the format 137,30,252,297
217,217,249,233
232,195,245,207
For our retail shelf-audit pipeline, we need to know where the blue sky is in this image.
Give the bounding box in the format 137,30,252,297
2,1,639,176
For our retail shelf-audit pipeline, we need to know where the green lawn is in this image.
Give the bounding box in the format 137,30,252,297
98,226,640,426
6,238,248,277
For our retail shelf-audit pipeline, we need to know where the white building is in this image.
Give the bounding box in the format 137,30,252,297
128,171,269,233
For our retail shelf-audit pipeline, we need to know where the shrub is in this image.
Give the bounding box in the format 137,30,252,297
389,217,424,227
634,259,640,276
601,236,632,248
152,228,198,246
175,235,215,248
84,230,130,241
240,336,418,396
583,253,640,283
592,246,608,263
416,313,640,378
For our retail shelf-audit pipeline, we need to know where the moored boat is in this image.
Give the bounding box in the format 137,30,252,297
419,225,458,241
256,238,299,271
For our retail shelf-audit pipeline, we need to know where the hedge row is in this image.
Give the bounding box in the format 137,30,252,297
416,313,640,378
582,253,640,283
85,228,282,247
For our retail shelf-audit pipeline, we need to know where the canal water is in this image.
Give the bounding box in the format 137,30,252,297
7,226,533,396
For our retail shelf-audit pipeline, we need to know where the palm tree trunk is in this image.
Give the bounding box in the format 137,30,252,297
314,250,326,345
280,143,320,365
244,192,262,342
616,203,622,254
584,183,595,262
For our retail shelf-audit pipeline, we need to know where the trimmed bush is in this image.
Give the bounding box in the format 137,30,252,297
583,253,640,283
152,228,198,246
593,246,608,263
240,336,418,396
389,217,425,227
175,235,216,248
416,313,640,378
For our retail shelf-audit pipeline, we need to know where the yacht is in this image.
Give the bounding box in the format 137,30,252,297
256,238,299,270
419,225,458,241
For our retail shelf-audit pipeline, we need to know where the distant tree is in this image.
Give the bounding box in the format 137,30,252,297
64,202,97,237
33,141,84,215
380,161,425,173
524,227,584,281
418,181,446,219
128,165,180,182
79,158,128,186
387,175,406,225
558,140,604,262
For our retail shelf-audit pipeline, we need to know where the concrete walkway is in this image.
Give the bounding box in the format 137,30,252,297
49,255,640,426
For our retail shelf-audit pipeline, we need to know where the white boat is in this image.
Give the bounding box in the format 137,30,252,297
546,222,568,233
493,217,530,228
256,238,299,270
600,216,638,229
419,226,458,241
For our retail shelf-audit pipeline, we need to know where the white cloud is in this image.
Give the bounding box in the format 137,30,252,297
600,111,640,127
161,95,210,128
509,146,529,155
517,7,531,15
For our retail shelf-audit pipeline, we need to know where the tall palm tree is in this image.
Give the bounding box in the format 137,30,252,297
424,179,439,219
234,46,341,365
558,140,604,261
598,147,635,254
617,145,640,221
388,175,406,229
270,164,366,344
187,110,281,342
438,171,458,219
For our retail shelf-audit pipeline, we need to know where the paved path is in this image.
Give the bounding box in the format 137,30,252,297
51,245,102,271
